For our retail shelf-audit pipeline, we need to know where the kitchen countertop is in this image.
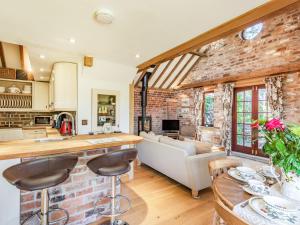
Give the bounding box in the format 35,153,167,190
0,132,143,160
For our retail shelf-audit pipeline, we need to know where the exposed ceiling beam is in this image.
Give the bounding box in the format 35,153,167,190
167,55,195,89
151,59,173,88
159,55,187,89
179,61,300,89
137,0,299,71
0,42,6,68
147,64,160,83
176,56,201,87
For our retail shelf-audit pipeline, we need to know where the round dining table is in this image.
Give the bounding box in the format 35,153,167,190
212,172,251,209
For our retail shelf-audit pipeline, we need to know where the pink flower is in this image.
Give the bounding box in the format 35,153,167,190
265,118,285,131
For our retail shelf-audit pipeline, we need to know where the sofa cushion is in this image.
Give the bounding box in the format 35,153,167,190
159,136,196,156
194,141,213,154
184,138,213,154
140,131,161,142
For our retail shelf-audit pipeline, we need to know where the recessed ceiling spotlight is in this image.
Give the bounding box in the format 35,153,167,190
40,68,44,72
135,54,140,59
69,38,76,44
39,54,45,59
95,9,114,24
40,76,45,79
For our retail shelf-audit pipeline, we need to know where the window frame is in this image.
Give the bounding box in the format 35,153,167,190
202,91,214,127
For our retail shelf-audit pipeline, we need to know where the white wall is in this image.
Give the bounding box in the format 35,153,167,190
77,59,136,134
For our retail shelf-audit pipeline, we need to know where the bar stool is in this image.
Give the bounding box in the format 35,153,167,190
3,155,78,225
87,148,137,225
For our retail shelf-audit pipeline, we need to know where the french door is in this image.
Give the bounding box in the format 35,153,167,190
232,85,271,157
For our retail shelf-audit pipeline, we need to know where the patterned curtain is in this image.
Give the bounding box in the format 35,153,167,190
221,83,235,155
265,76,284,119
193,88,204,140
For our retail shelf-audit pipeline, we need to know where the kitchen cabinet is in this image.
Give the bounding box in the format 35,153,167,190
49,62,77,111
32,81,49,111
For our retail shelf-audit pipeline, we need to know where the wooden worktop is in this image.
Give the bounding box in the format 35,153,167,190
0,132,143,160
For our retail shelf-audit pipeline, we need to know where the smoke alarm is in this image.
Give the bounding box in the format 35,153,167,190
95,9,114,24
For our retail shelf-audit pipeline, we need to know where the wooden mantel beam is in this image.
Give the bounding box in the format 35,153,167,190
137,0,299,71
178,62,300,90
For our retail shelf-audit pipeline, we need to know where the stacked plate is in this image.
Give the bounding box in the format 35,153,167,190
249,196,300,225
228,166,266,183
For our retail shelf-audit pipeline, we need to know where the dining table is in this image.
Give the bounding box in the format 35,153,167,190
213,171,300,225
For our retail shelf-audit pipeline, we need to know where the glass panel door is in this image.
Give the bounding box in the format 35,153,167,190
232,85,269,157
232,87,253,154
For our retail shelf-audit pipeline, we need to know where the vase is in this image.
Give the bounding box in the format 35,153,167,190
281,172,300,202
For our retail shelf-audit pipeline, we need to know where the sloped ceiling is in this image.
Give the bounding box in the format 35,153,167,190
0,0,267,80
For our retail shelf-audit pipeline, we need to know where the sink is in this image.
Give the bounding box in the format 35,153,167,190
34,137,68,142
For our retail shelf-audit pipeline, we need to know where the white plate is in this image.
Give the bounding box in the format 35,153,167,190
249,197,299,225
228,168,266,183
263,196,298,213
236,166,256,174
243,185,271,197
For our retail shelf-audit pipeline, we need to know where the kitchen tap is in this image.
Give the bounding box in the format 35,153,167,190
56,112,76,136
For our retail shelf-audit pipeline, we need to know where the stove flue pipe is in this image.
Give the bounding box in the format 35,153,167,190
140,71,152,132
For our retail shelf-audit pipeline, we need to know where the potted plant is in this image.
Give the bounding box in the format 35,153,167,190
252,118,300,201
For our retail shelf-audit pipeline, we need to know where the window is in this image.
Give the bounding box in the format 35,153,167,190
232,85,271,157
203,92,214,127
241,23,263,40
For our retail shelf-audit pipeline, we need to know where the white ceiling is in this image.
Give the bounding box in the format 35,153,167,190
0,0,267,80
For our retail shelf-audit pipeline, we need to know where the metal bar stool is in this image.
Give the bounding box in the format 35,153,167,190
87,148,137,225
3,155,78,225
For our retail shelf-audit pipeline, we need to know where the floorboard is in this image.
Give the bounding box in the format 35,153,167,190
92,165,214,225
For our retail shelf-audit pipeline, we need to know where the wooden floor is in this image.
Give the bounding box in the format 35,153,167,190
115,165,215,225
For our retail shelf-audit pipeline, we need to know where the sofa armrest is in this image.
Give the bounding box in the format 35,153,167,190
185,151,226,192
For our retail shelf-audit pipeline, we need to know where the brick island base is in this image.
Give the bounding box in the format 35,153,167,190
20,147,122,225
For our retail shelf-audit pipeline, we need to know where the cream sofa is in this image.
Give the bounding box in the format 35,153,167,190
136,133,226,198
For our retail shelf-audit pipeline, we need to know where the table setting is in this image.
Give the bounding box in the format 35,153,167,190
229,165,300,225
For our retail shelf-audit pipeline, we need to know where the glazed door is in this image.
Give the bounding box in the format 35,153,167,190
232,85,271,157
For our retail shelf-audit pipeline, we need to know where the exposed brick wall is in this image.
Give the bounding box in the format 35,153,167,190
134,6,300,144
21,148,121,225
134,88,177,134
0,112,52,127
0,111,76,128
183,7,300,84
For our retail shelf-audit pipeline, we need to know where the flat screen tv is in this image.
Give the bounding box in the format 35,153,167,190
162,120,180,131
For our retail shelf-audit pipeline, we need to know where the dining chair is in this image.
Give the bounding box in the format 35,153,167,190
209,158,242,225
214,199,249,225
208,158,242,180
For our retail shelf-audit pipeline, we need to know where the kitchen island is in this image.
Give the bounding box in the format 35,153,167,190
0,132,143,225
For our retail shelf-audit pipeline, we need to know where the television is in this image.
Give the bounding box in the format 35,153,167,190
162,120,180,132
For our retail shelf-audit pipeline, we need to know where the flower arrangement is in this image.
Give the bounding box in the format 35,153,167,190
252,118,300,175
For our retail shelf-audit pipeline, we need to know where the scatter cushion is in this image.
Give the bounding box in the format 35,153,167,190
184,139,213,154
140,131,161,142
159,136,196,156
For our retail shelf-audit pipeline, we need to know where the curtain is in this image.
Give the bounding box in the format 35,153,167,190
265,76,284,119
193,88,204,140
221,83,235,155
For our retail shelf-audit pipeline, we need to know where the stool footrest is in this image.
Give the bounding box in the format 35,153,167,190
21,208,69,225
97,194,131,217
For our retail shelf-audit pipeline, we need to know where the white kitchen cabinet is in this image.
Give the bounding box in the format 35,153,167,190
33,81,49,111
49,62,77,111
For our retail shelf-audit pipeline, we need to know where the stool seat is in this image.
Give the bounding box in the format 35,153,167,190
98,161,131,176
16,169,69,191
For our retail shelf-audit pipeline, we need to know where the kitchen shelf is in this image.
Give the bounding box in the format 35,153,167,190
0,93,32,96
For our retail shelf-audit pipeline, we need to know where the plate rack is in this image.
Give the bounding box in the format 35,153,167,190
0,93,32,109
